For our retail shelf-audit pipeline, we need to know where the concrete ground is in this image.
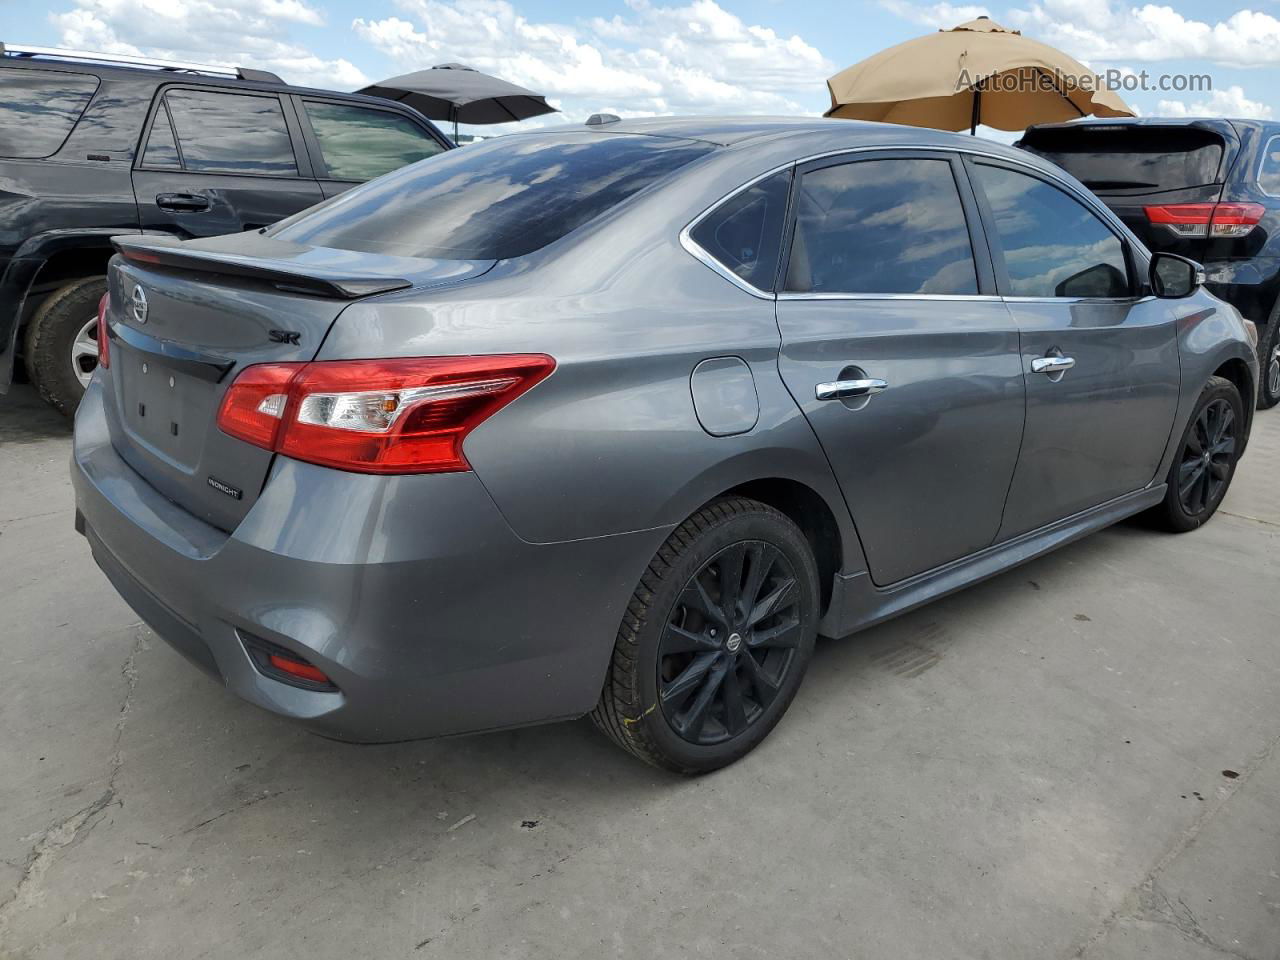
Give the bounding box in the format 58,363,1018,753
1,382,1278,960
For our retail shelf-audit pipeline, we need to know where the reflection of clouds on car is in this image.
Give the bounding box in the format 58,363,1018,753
272,133,714,261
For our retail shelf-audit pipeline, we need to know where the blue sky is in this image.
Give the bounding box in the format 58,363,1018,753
5,0,1277,137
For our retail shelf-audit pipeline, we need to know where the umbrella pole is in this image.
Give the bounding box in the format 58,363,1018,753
970,86,981,136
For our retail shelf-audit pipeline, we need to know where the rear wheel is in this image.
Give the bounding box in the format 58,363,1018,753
1149,376,1243,532
23,276,107,417
592,497,819,774
1259,308,1280,410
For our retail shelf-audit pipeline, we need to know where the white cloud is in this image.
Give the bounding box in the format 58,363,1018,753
49,0,369,88
1156,84,1273,120
1004,1,1280,67
353,0,837,126
878,1,992,29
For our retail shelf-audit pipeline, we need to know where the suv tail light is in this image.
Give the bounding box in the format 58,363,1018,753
96,292,110,370
1145,202,1265,239
217,355,555,474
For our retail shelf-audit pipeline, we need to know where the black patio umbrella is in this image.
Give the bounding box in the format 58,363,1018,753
356,63,557,140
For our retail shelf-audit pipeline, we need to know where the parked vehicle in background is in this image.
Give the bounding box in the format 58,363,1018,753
0,43,453,415
1019,118,1280,408
73,118,1258,774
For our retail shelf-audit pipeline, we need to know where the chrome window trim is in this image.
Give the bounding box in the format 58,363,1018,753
1258,134,1280,198
776,292,1001,302
680,141,1144,300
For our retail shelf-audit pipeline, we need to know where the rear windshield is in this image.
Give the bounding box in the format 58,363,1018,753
271,132,715,260
0,68,100,159
1020,126,1225,193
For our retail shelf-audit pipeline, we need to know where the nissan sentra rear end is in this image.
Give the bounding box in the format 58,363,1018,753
71,129,716,741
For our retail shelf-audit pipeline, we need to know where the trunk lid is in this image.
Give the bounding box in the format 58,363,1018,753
103,232,493,531
1020,122,1234,258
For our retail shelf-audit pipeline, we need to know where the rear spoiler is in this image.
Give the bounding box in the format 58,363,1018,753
112,236,412,299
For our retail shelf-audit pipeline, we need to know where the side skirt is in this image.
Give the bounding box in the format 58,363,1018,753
818,485,1166,639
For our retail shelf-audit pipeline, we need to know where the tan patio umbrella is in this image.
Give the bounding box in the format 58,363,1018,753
825,16,1133,134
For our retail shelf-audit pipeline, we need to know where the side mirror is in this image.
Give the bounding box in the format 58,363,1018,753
1150,252,1205,299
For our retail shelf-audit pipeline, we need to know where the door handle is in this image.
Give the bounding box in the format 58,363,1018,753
815,378,889,401
1031,356,1076,375
156,193,211,213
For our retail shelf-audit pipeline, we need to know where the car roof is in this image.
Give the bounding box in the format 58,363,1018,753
0,51,391,107
1026,117,1275,136
526,115,1040,159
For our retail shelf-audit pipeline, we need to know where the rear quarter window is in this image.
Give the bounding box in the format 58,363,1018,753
1259,136,1280,197
270,132,714,260
0,68,100,159
690,170,792,292
1021,126,1225,193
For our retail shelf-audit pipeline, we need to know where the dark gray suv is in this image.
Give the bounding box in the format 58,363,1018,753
0,43,452,415
72,118,1259,774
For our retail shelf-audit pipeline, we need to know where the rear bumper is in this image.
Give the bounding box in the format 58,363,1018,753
72,377,664,742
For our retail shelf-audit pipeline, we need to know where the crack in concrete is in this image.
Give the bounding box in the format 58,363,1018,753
1070,729,1280,959
165,788,296,840
0,626,148,940
1219,509,1280,529
1126,881,1262,960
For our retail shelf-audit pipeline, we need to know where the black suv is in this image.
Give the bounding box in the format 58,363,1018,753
0,44,452,414
1019,118,1280,408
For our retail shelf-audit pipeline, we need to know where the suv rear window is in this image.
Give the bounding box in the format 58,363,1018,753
1020,126,1225,193
0,68,100,159
271,133,714,260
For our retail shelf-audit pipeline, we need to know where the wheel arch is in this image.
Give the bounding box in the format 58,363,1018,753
1212,355,1256,451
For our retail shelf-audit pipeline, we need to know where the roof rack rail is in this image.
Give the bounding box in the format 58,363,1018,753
0,42,283,84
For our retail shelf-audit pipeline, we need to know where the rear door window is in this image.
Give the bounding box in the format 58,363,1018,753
690,170,792,292
0,68,100,159
1021,126,1225,193
303,101,445,181
160,89,298,176
973,163,1131,298
271,132,714,260
784,157,979,295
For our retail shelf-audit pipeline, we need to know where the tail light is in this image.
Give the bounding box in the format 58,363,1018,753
1145,202,1264,239
217,355,555,474
96,292,110,370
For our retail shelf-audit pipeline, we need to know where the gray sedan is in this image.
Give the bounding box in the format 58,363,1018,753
72,118,1259,773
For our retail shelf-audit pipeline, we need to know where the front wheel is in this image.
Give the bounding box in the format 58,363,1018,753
592,497,820,775
23,275,107,417
1149,376,1244,532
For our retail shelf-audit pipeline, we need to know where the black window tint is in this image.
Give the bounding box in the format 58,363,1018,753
784,158,978,295
163,90,296,175
1260,136,1280,196
305,102,444,181
691,170,791,291
975,164,1130,298
1021,126,1224,193
142,107,181,168
271,133,713,260
0,69,99,159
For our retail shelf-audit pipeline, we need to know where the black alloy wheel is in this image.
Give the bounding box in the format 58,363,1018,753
658,540,802,746
592,497,819,774
1176,397,1236,517
1150,375,1244,532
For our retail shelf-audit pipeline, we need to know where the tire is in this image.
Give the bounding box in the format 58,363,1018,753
23,275,107,418
1258,303,1280,410
591,496,819,775
1148,375,1244,533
